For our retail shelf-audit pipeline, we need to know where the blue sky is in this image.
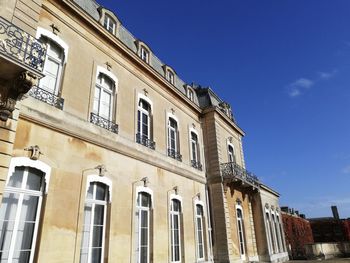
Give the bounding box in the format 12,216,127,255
99,0,350,218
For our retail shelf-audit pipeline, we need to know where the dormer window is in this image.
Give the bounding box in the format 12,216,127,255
140,47,149,63
163,65,176,85
167,70,174,84
99,8,120,36
104,14,116,34
135,40,151,64
187,88,194,101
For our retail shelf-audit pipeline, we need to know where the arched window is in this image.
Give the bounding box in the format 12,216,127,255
273,213,282,253
137,98,155,149
80,182,109,263
265,210,273,253
190,131,201,170
195,204,205,261
269,212,277,253
236,207,246,259
167,118,181,161
187,88,194,101
170,199,182,262
0,160,50,263
136,192,152,263
104,14,116,34
39,39,64,95
228,144,235,163
93,73,115,120
166,70,175,85
277,214,286,252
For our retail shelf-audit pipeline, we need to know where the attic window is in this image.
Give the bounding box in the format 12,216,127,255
104,14,116,34
187,88,194,101
166,70,175,85
140,47,149,63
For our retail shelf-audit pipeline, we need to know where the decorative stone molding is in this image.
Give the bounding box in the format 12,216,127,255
0,71,38,121
24,145,43,160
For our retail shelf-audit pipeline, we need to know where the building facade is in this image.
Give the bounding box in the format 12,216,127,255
0,0,288,262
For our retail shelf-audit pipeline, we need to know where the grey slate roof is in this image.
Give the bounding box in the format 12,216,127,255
72,0,233,119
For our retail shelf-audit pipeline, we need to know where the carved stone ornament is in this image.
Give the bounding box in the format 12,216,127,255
265,203,270,209
24,145,43,160
0,71,38,121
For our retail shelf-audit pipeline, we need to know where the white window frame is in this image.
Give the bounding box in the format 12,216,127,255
274,212,283,253
140,47,150,63
104,14,116,34
235,203,246,260
1,157,51,263
270,210,278,253
187,87,194,101
93,73,116,121
194,199,205,262
168,117,179,153
166,70,175,85
135,186,153,263
190,129,200,164
136,94,153,141
169,195,182,263
265,207,273,254
36,27,68,96
80,181,109,263
227,141,235,163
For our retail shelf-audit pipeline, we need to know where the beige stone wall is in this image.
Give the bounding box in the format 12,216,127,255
12,114,209,262
36,2,204,168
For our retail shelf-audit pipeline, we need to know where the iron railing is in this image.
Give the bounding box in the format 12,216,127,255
136,133,155,150
167,148,182,162
29,86,64,109
191,160,202,171
90,113,118,134
220,162,260,188
0,17,46,72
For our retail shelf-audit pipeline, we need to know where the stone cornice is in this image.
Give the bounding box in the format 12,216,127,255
19,99,206,184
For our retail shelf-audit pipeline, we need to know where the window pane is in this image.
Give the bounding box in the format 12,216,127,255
141,194,150,208
95,184,106,201
26,168,43,191
0,193,19,260
141,210,148,227
140,247,148,263
93,87,101,114
91,247,102,262
92,226,103,248
94,205,104,225
8,168,25,188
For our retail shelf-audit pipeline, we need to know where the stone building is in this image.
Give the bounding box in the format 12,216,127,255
0,0,288,262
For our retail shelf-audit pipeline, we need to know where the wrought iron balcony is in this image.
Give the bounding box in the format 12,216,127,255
167,148,182,162
191,160,203,171
0,16,46,73
220,162,260,189
90,113,118,134
136,133,155,150
28,86,64,109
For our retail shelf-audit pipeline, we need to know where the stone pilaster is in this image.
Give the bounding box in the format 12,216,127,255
0,71,38,200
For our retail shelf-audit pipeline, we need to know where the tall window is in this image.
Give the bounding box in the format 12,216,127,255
137,99,152,144
166,70,175,85
195,204,205,261
236,207,246,258
140,47,149,63
39,39,64,95
104,14,116,34
228,144,235,163
0,166,45,263
93,73,115,120
265,211,273,253
277,214,285,252
190,132,201,169
170,199,181,262
80,182,108,263
269,213,277,253
272,213,282,253
136,192,152,263
168,118,180,159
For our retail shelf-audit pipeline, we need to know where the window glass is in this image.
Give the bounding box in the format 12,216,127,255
137,192,151,263
0,167,45,263
94,73,115,120
104,14,116,34
195,204,205,260
170,199,181,262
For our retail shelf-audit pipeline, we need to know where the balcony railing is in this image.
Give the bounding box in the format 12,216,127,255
191,160,202,171
136,133,155,150
167,148,182,162
90,113,118,134
28,86,64,109
220,162,260,189
0,17,46,72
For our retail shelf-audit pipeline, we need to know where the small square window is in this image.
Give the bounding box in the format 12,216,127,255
104,15,116,34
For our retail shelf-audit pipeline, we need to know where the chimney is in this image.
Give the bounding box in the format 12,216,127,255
300,214,306,219
331,206,340,220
